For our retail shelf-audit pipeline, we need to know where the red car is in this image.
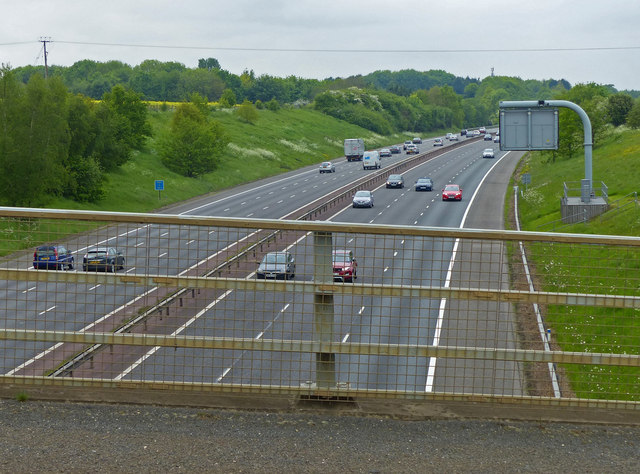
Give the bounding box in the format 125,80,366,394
332,250,357,282
442,184,462,201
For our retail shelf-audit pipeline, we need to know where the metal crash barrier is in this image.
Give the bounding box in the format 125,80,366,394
1,207,640,423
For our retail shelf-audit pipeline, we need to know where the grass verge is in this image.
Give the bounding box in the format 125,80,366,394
511,126,640,400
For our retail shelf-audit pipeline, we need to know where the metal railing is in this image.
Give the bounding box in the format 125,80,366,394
563,180,609,202
1,207,640,422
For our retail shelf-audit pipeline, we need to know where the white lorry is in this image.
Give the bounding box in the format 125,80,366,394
344,138,365,162
362,151,381,170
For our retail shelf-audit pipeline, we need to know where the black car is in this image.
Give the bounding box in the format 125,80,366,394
386,174,405,188
414,177,433,191
389,145,401,154
83,247,125,272
460,129,467,136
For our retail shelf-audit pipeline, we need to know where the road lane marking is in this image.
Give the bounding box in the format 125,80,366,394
115,289,234,381
425,151,511,392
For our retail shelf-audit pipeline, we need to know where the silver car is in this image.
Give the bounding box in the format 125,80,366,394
352,190,374,208
319,161,336,173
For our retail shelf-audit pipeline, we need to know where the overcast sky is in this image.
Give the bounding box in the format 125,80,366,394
2,0,640,91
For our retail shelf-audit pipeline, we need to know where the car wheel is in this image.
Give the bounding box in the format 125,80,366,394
68,262,74,270
83,265,88,271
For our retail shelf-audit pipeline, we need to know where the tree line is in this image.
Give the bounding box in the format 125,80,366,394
3,58,640,206
0,67,151,206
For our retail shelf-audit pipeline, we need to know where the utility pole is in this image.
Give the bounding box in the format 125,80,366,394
39,37,51,79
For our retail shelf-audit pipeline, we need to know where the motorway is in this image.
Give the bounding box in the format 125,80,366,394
1,133,525,396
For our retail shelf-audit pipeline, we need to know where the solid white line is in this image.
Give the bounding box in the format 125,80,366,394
425,151,512,392
513,186,561,398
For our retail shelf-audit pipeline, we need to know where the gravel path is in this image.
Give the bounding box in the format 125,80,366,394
1,400,639,472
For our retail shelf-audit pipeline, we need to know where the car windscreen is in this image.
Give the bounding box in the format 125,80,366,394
332,253,350,263
354,191,370,197
265,254,287,264
444,185,458,191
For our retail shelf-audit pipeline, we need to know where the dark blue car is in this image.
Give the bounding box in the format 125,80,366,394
33,245,75,270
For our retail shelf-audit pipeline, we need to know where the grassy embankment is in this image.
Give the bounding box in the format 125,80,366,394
3,105,428,255
512,127,640,400
50,106,418,212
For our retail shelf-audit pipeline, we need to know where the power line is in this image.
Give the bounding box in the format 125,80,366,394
47,40,640,54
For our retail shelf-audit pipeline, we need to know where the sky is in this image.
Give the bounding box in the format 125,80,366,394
2,0,640,91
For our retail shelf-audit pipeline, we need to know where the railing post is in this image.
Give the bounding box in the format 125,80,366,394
313,230,335,390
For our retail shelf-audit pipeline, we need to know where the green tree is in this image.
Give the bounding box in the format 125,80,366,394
218,88,236,108
266,98,280,111
627,99,640,128
90,85,151,172
235,100,259,124
197,57,221,70
0,71,68,205
101,85,151,150
178,68,225,102
160,103,229,177
64,94,105,202
607,93,634,126
189,92,210,116
553,83,610,158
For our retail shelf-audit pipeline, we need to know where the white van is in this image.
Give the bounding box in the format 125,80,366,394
362,151,381,170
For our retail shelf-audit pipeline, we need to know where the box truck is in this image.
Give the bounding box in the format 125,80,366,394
344,138,365,162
